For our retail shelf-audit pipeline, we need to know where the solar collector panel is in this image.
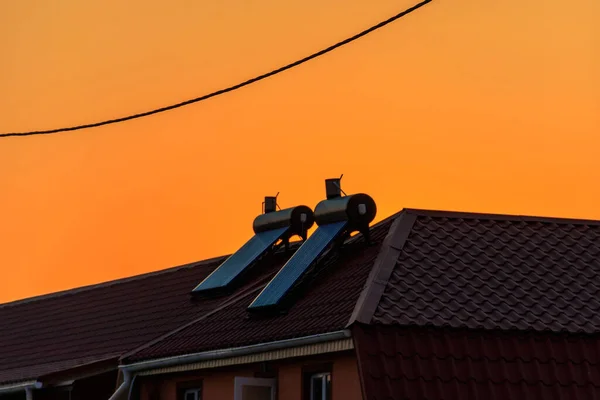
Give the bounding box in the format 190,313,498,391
248,221,348,310
192,226,289,293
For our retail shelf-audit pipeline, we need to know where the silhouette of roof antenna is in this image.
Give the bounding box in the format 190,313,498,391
325,174,347,199
262,192,282,214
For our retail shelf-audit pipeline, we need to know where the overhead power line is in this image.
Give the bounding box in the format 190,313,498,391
1,0,433,139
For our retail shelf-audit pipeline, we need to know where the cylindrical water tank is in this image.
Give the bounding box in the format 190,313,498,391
314,193,376,227
253,205,315,234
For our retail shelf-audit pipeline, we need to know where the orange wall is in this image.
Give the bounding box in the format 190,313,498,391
160,370,254,400
332,355,363,400
278,363,302,400
140,367,256,400
138,353,361,400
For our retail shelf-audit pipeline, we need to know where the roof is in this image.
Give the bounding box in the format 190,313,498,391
353,209,600,333
353,324,600,400
123,208,600,364
4,206,600,395
0,256,230,384
0,208,394,385
349,209,600,400
0,211,394,385
123,217,394,362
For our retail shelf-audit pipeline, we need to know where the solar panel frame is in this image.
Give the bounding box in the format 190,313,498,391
248,221,348,310
192,226,290,294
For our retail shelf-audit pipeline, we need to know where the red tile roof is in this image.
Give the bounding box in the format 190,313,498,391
0,215,395,384
364,209,600,333
124,208,600,364
353,324,600,400
4,206,600,400
0,256,228,384
124,218,394,362
351,209,600,400
0,355,119,385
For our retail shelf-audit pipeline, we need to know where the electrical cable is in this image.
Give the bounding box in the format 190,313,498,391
0,0,433,138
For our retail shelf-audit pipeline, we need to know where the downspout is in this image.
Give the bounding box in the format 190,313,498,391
108,370,131,400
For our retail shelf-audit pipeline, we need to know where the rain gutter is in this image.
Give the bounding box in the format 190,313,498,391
0,381,42,399
110,330,351,399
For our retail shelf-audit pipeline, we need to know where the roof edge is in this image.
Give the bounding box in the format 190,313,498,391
403,208,600,225
0,354,121,388
0,255,227,310
137,337,354,377
39,355,119,385
121,330,351,373
347,210,417,326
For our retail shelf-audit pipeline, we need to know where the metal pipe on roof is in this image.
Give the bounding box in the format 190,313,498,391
0,381,42,396
117,330,351,387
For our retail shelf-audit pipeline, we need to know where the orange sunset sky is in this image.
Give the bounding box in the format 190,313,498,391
1,0,598,303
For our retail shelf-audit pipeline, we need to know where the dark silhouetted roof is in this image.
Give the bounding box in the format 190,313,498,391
124,218,393,362
0,215,395,384
0,256,229,384
353,324,600,400
5,206,600,400
355,209,600,333
125,208,600,364
350,209,600,400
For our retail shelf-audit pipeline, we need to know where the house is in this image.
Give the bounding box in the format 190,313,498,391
2,184,600,400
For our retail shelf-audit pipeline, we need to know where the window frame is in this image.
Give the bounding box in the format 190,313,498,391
233,376,277,400
302,363,333,400
176,379,203,400
309,372,331,400
183,388,201,400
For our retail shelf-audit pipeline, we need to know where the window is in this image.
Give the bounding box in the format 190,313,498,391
183,389,202,400
234,377,276,400
176,380,202,400
302,364,332,400
309,373,331,400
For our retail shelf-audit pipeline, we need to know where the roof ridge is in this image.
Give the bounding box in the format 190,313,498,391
347,211,416,326
403,208,600,225
0,255,227,310
345,209,404,243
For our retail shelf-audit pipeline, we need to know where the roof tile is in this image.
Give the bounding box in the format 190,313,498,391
0,257,227,384
125,219,394,362
354,324,600,400
371,212,600,334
